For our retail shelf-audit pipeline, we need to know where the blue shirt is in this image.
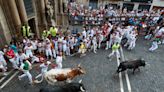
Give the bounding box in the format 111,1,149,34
10,45,18,53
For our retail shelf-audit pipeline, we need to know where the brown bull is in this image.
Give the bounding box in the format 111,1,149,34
34,64,86,85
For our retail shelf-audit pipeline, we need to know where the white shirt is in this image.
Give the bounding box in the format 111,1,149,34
158,28,164,34
38,42,42,48
92,36,97,45
19,53,28,62
31,40,38,50
24,45,33,53
90,29,95,37
40,61,51,73
82,30,87,38
45,43,51,50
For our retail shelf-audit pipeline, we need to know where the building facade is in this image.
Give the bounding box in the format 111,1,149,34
0,0,67,47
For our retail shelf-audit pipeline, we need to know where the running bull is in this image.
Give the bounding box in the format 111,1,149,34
34,64,86,85
39,80,86,92
117,58,146,74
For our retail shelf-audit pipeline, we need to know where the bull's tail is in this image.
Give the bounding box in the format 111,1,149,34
33,75,44,84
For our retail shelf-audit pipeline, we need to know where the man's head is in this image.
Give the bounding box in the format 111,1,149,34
18,50,23,55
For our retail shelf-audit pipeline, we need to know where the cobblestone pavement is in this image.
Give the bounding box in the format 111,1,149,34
0,37,164,92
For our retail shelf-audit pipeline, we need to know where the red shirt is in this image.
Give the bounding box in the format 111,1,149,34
6,50,15,58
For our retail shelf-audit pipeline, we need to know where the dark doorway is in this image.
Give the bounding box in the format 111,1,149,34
89,0,98,9
28,18,36,36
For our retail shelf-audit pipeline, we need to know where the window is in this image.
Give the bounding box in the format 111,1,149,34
58,0,61,13
24,0,34,17
138,5,151,11
89,0,98,9
123,3,134,11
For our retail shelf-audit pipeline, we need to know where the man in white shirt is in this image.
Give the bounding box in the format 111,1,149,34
35,61,51,79
24,43,33,58
82,27,87,38
92,35,97,53
127,32,137,50
90,28,95,37
56,51,63,69
18,51,28,65
45,40,53,59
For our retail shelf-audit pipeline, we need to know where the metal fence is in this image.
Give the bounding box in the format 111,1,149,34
68,14,159,26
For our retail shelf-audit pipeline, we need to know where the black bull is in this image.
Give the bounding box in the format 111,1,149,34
39,82,86,92
117,59,146,74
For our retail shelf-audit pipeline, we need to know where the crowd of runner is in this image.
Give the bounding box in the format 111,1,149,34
0,2,164,85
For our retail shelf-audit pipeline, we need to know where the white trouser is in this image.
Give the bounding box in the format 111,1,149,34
38,47,43,53
98,41,101,49
0,58,7,67
108,50,120,59
109,39,114,49
63,45,67,53
9,58,18,69
56,56,62,69
0,64,7,72
128,40,136,50
105,41,109,50
26,51,33,58
78,48,86,54
45,49,52,57
149,41,158,51
15,55,20,65
35,71,46,79
19,70,33,84
52,49,56,58
87,43,91,49
93,43,97,53
124,39,130,47
66,47,70,56
98,38,103,49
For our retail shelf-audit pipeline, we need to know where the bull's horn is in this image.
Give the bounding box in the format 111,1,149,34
78,63,81,67
79,79,82,83
80,86,85,92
